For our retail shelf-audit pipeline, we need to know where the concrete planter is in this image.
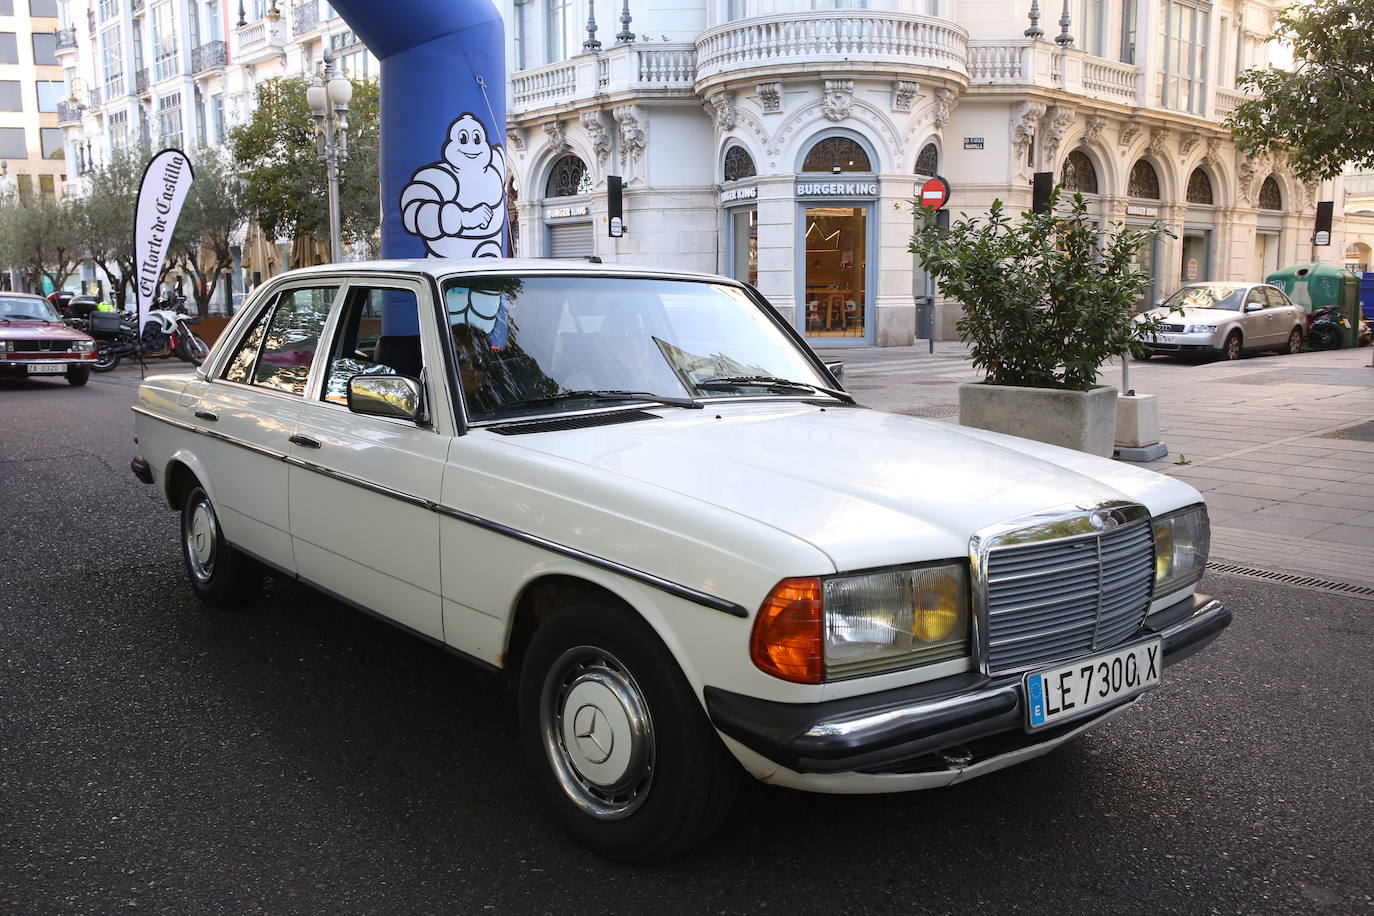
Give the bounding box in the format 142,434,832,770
959,383,1119,457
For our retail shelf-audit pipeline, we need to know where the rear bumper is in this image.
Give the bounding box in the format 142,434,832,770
706,593,1229,778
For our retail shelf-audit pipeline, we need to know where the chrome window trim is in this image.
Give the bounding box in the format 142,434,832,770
968,500,1153,677
131,406,746,619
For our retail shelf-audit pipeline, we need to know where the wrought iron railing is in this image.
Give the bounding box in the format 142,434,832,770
293,0,320,37
135,67,149,95
192,40,227,73
55,27,78,51
57,101,82,123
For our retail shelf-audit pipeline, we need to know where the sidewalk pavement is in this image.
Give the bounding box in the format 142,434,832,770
830,341,1374,589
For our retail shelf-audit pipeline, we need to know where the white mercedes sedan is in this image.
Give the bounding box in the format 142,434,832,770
130,260,1229,861
1136,282,1306,360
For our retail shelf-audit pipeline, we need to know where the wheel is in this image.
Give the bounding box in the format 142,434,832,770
184,334,210,366
92,347,120,372
518,601,739,862
1135,350,1153,360
1308,325,1340,351
1285,327,1303,355
1221,332,1243,361
180,484,262,607
66,366,90,386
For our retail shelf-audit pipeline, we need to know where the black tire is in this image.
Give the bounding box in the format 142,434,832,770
66,366,90,386
92,347,120,372
1135,350,1153,360
1221,331,1243,361
518,601,739,862
1308,325,1340,351
180,484,262,608
1284,327,1303,355
175,334,210,366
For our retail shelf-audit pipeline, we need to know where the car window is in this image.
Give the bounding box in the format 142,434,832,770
320,286,423,406
1244,289,1268,309
1163,285,1244,311
222,300,276,384
1263,287,1289,309
0,295,59,320
251,286,338,396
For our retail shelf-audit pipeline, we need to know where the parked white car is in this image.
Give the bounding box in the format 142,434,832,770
1136,282,1306,360
131,260,1229,861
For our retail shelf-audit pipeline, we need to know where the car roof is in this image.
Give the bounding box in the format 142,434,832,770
0,291,49,300
276,258,733,285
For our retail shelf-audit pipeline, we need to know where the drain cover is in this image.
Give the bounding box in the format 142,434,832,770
1317,420,1374,442
1207,562,1374,598
899,404,959,418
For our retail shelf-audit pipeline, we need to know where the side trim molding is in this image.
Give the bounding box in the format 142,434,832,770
132,406,749,619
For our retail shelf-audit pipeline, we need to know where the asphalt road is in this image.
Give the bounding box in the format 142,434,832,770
2,365,1372,915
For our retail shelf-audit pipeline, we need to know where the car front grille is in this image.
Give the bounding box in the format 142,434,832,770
1158,323,1186,333
14,340,74,353
983,518,1154,674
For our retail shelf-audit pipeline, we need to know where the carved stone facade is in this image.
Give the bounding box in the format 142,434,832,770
1010,101,1046,177
757,81,781,113
614,105,646,175
893,79,918,113
580,111,611,167
821,79,854,122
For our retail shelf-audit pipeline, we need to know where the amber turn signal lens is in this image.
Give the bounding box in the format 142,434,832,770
751,577,824,684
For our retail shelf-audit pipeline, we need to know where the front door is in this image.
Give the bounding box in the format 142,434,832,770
286,279,449,641
802,205,868,343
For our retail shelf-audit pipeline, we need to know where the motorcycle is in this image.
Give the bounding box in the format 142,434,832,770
1305,305,1351,352
89,295,210,372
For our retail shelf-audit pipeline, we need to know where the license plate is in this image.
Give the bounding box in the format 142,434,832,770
28,363,66,374
1156,334,1178,344
1024,639,1161,731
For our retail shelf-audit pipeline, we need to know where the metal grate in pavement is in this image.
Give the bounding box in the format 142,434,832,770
1206,562,1374,598
898,404,960,418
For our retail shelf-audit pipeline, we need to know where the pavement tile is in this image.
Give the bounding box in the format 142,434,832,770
1307,524,1374,549
1217,513,1336,538
1243,503,1368,523
1200,493,1277,514
1295,490,1374,511
1210,481,1312,500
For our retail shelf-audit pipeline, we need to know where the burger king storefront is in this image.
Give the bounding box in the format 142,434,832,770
795,178,878,347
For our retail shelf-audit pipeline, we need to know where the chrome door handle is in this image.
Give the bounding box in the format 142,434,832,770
289,434,321,449
194,409,218,422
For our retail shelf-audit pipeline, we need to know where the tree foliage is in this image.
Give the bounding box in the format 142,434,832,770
908,191,1169,392
170,149,246,313
71,145,146,309
230,76,380,256
1227,0,1374,180
0,199,82,294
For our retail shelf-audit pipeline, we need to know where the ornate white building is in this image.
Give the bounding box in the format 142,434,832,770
504,0,1351,346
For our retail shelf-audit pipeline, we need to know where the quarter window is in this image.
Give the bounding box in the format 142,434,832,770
233,286,338,395
320,287,424,406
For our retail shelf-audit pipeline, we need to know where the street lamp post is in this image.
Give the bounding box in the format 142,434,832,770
306,50,352,263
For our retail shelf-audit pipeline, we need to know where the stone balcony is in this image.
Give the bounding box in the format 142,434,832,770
192,39,228,75
510,42,698,117
967,40,1139,106
694,12,969,95
236,14,288,66
293,0,321,37
57,101,82,125
54,27,78,54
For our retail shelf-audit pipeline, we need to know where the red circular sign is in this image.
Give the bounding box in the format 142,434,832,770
919,176,950,210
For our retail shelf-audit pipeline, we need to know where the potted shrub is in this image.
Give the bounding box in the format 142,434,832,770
908,190,1168,456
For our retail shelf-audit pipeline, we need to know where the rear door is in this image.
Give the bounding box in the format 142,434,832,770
192,282,340,571
286,278,451,641
1241,287,1279,346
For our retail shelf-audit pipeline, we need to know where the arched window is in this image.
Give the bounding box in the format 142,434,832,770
723,146,756,182
802,136,871,173
1061,149,1099,194
1186,168,1214,205
1259,176,1282,210
545,154,591,197
1128,159,1161,199
914,142,938,177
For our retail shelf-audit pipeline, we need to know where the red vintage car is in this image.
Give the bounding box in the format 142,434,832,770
0,291,98,386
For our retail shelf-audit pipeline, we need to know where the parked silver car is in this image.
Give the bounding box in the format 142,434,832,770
1136,282,1306,360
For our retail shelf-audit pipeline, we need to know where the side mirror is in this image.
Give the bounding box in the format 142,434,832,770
347,374,427,424
1244,303,1264,313
1155,299,1166,308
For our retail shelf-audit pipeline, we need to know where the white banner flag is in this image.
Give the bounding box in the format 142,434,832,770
133,149,194,331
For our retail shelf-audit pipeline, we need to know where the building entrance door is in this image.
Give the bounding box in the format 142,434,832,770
802,206,867,340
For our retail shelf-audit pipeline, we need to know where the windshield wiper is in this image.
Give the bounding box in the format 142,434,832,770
696,375,855,404
499,389,702,412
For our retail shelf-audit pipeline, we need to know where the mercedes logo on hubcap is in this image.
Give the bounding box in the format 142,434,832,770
573,704,613,764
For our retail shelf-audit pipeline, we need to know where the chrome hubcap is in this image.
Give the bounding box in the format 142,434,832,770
184,495,217,583
541,646,654,820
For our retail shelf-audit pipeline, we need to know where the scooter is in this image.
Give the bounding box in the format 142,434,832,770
1305,305,1351,352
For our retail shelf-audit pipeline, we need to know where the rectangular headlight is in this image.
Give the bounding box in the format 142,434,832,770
1152,504,1210,597
823,562,970,680
0,340,11,353
71,339,95,353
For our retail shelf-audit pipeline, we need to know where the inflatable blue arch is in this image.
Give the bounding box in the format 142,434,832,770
331,0,508,261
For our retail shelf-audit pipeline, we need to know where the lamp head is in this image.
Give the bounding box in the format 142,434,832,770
306,79,327,116
327,75,352,107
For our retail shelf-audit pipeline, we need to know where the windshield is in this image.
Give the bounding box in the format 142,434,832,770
0,296,60,321
1163,285,1246,311
442,275,832,420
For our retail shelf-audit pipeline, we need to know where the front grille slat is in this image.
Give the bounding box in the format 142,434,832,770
984,515,1154,674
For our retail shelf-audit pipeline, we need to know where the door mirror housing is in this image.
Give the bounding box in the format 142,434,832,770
347,374,427,424
1244,303,1264,313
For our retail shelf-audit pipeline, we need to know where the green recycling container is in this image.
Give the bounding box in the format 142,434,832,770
1266,263,1361,348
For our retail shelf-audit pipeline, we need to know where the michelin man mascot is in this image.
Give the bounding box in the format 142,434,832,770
400,112,506,258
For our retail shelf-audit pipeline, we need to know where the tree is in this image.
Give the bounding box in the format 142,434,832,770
230,76,380,257
169,150,246,314
1227,0,1374,180
0,199,82,294
70,146,146,309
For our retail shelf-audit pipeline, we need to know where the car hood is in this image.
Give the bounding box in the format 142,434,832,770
0,320,91,340
492,402,1198,572
1140,307,1238,326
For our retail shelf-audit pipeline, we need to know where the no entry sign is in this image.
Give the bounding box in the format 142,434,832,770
919,176,951,210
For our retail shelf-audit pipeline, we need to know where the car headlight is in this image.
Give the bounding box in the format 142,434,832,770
750,563,971,683
0,340,11,354
1185,324,1214,334
71,339,95,353
1152,504,1210,597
